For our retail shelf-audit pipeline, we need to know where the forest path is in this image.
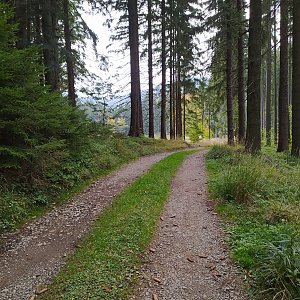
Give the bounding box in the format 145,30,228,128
0,151,175,300
132,151,249,300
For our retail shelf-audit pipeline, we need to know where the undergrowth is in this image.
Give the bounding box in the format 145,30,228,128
206,145,300,300
0,128,187,233
38,150,196,299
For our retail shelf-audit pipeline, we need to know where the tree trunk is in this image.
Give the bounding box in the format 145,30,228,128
226,0,234,145
63,0,76,106
148,0,154,138
274,0,278,143
15,0,28,49
41,0,59,90
161,0,167,139
128,0,143,137
277,0,289,152
176,54,182,139
266,0,272,146
237,0,246,144
245,0,262,153
291,0,300,156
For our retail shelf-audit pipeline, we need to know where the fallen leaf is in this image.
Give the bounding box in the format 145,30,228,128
153,277,161,283
152,293,159,300
160,217,164,221
149,248,156,253
103,287,111,293
35,286,48,295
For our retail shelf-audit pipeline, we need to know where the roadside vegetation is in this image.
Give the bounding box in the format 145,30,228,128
206,145,300,300
38,150,196,299
0,126,187,233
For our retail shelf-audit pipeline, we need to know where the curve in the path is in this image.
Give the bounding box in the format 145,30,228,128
132,151,249,300
0,151,174,300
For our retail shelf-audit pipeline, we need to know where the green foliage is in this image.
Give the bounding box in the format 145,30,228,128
0,5,188,232
206,145,300,299
38,151,196,300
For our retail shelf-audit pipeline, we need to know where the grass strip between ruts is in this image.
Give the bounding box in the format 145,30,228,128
39,150,198,300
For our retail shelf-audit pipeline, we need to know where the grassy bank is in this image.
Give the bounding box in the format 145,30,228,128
206,145,300,300
38,150,196,299
0,129,188,233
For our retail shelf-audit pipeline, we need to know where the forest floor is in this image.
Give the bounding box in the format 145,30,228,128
0,150,248,300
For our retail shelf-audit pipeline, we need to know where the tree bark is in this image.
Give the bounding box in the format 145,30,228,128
161,0,167,139
63,0,76,106
266,0,272,146
41,0,59,90
245,0,262,153
274,0,278,143
15,0,28,49
291,0,300,156
237,0,246,144
277,0,289,152
226,0,234,145
148,0,154,138
128,0,143,137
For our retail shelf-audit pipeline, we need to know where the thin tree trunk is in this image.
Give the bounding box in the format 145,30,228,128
266,0,272,146
169,25,175,139
245,0,262,153
128,0,143,137
237,0,246,144
226,0,234,145
277,0,289,151
274,0,278,143
161,0,167,139
291,0,300,156
148,0,154,138
176,54,182,138
63,0,76,106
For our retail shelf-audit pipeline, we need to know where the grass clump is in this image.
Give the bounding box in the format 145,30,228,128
38,150,196,300
206,145,300,300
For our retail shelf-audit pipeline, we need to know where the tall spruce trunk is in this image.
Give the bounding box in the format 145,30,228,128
148,0,154,138
245,0,262,153
291,0,300,156
169,26,175,139
277,0,289,151
176,53,182,138
15,0,28,49
226,1,234,145
237,0,246,144
63,0,76,106
128,0,143,137
41,0,59,90
274,1,278,143
161,0,167,139
266,0,272,146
